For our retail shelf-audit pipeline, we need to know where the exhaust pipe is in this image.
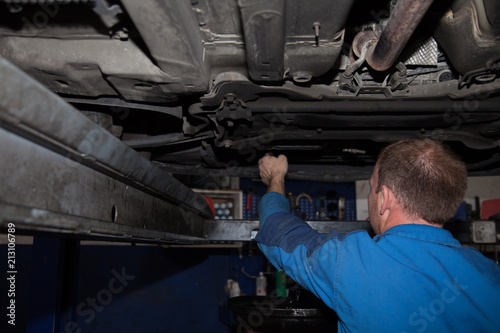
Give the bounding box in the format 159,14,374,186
355,0,435,72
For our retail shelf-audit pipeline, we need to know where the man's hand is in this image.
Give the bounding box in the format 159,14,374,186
258,154,288,194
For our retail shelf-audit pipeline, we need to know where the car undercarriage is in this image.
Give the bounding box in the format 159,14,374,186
1,4,500,331
0,0,499,183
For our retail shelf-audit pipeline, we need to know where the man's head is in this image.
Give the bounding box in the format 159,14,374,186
369,138,467,232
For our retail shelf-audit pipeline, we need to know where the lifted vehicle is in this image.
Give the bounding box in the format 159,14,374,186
1,0,500,182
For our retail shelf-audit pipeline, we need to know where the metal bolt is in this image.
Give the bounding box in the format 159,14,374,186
313,22,321,47
313,22,321,38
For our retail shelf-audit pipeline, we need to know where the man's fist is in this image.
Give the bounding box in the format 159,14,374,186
258,154,288,186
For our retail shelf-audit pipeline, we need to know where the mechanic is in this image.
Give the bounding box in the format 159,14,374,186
255,138,500,332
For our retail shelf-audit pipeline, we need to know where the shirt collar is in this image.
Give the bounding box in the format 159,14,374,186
374,224,461,247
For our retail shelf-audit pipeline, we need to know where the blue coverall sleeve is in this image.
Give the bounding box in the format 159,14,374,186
255,191,344,308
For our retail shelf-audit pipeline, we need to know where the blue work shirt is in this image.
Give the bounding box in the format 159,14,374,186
255,192,500,333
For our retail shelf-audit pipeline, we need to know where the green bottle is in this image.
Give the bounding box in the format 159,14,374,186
275,270,287,297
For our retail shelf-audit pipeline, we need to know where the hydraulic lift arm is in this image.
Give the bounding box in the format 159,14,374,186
0,56,213,244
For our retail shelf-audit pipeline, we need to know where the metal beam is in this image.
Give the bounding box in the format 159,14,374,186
0,202,204,244
203,219,499,244
0,56,212,241
203,220,374,242
0,125,205,241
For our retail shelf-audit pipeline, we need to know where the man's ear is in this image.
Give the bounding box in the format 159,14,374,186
379,185,390,215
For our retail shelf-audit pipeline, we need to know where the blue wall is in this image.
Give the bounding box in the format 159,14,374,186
1,238,267,333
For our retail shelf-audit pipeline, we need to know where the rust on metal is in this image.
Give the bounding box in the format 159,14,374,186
363,0,435,72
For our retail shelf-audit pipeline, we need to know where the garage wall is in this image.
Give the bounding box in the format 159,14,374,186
0,237,268,333
356,176,500,221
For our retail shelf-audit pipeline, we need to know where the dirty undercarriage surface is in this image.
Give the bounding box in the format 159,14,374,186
1,0,500,181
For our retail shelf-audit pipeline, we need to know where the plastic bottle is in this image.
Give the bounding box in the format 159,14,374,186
230,281,241,298
276,270,287,297
225,279,241,298
256,272,267,296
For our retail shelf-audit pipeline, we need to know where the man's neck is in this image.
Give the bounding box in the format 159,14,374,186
381,216,442,233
